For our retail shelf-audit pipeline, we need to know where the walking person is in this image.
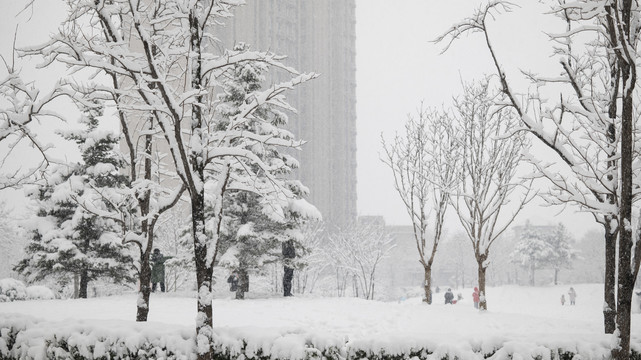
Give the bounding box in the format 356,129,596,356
472,287,480,309
561,294,566,306
151,248,172,292
568,287,577,305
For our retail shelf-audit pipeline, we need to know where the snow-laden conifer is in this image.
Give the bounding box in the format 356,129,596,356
15,102,133,298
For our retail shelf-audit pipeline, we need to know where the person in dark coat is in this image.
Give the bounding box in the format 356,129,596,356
444,288,454,304
227,272,239,292
151,248,172,292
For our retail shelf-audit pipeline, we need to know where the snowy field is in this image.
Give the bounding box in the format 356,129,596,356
1,283,641,358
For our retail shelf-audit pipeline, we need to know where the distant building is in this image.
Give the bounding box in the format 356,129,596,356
216,0,358,229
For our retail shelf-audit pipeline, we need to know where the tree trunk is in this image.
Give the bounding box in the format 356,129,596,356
283,267,294,297
478,263,488,311
604,219,617,334
78,269,89,299
136,254,151,321
553,268,559,286
612,22,634,358
193,193,214,360
73,273,79,299
613,279,634,360
423,265,432,304
136,123,154,322
283,239,295,297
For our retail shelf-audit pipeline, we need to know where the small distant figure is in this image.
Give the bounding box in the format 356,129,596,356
435,286,440,294
444,288,454,304
568,287,577,305
635,291,641,311
561,294,566,306
227,271,239,292
472,287,480,309
151,248,172,292
457,292,463,301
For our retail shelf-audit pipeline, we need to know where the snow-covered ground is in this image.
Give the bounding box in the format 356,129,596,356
1,284,640,358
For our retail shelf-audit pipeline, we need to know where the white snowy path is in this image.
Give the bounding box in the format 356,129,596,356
1,284,640,354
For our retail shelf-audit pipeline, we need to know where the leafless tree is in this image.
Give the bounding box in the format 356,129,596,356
437,1,641,356
449,79,531,311
294,220,328,295
0,61,69,189
325,222,395,300
382,106,459,304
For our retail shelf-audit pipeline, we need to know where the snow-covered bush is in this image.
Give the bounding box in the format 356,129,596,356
25,285,55,300
0,278,27,302
1,313,639,360
0,279,56,302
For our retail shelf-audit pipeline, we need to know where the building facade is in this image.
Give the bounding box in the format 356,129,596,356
216,0,358,228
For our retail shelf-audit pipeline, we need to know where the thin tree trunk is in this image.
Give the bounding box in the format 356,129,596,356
283,267,294,297
604,219,617,334
73,273,79,299
554,268,559,286
136,119,154,322
613,18,634,356
136,253,151,321
478,263,488,311
236,268,249,300
529,264,535,286
193,191,215,360
283,239,295,297
423,266,432,304
78,269,89,299
614,280,634,360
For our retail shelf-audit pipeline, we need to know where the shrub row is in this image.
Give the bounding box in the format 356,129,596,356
1,314,640,359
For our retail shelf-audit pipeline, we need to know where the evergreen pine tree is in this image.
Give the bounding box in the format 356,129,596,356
213,43,319,298
15,102,133,297
546,223,577,285
510,221,552,286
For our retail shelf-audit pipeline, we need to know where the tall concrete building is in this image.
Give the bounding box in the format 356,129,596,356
216,1,357,228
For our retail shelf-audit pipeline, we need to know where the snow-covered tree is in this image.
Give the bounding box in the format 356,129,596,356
437,2,641,353
0,63,69,189
547,223,577,285
293,220,328,295
510,222,553,286
217,191,281,300
382,105,459,304
325,222,395,300
23,3,316,355
212,46,319,299
15,103,133,298
449,78,531,311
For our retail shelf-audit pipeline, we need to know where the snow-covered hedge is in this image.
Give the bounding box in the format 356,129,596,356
0,279,27,302
1,313,640,360
0,279,54,302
